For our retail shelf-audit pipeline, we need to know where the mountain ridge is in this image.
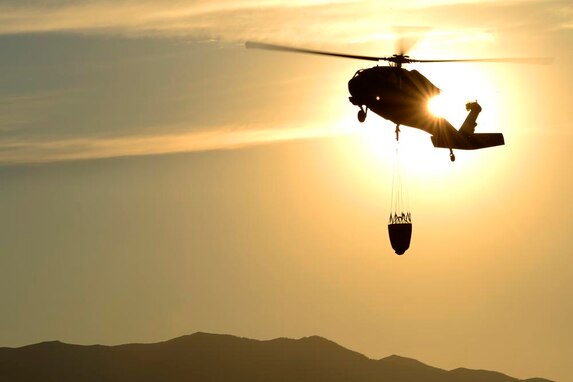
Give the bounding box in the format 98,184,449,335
0,332,554,382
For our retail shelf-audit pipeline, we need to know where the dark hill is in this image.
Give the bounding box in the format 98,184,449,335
0,332,553,382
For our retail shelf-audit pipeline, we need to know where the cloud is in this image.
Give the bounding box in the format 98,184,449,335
0,91,74,132
0,123,350,165
554,2,573,29
0,1,351,38
0,0,563,43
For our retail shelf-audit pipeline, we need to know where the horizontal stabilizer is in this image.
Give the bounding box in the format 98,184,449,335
431,132,505,150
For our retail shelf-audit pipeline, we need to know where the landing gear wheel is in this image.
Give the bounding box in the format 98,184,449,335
449,149,456,162
357,108,366,123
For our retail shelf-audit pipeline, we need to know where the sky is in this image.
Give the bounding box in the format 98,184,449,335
0,0,572,380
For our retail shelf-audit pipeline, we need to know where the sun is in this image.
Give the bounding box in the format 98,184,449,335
427,89,477,122
420,64,500,131
428,94,451,117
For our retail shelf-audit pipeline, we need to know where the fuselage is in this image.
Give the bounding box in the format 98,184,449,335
348,66,443,134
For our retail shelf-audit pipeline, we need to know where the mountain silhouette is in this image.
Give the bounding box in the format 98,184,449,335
0,332,553,382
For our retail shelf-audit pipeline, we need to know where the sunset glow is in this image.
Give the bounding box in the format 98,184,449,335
427,94,449,117
0,2,570,382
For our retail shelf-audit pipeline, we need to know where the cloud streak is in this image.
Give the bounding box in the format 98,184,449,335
0,1,349,37
0,123,351,165
0,91,75,133
0,0,565,43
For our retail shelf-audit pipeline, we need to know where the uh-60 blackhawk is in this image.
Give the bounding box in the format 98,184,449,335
246,41,551,161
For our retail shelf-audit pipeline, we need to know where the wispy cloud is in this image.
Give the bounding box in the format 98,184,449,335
0,91,74,132
0,0,563,43
0,123,350,165
554,2,573,29
0,1,350,38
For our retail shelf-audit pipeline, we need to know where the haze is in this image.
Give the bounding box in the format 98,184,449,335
0,1,571,381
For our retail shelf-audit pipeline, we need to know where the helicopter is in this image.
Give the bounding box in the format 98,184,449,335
246,41,552,161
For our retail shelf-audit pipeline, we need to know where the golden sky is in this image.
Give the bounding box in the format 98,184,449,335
0,1,572,381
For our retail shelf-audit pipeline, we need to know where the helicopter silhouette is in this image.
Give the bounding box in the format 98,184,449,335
246,41,552,161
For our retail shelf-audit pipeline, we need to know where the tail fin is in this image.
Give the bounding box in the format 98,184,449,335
431,101,504,150
459,101,481,135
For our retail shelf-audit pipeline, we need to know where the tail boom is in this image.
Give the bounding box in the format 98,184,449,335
431,132,505,150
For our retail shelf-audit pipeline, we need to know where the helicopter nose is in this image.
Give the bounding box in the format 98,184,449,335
348,74,374,106
348,75,364,96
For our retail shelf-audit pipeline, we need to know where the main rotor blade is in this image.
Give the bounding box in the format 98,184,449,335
394,26,431,56
246,41,382,62
414,57,554,65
